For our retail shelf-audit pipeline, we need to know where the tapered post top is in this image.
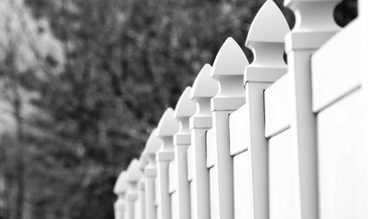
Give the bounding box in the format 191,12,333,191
189,64,218,129
157,108,180,138
174,87,196,146
114,171,128,196
143,129,161,157
157,108,179,161
211,37,249,111
126,159,141,200
126,159,142,184
139,156,149,172
247,0,289,44
244,0,289,84
284,0,342,51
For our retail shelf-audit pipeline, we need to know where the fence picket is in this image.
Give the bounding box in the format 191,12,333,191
209,37,248,219
242,1,289,219
284,0,342,219
143,129,161,219
126,159,142,219
156,108,179,219
114,171,128,219
139,157,149,219
188,64,217,219
173,87,196,219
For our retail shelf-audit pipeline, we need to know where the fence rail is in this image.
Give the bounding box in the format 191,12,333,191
113,0,368,219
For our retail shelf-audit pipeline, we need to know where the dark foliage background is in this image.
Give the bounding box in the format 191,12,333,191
0,0,357,218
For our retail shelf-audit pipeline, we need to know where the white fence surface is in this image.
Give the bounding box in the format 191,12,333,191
113,0,368,219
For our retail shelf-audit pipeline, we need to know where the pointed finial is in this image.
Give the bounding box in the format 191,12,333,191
174,87,196,145
211,38,248,111
189,64,218,129
126,159,142,183
244,0,289,83
142,129,160,177
191,64,218,99
246,0,289,44
114,171,128,195
174,87,196,119
157,108,179,138
139,155,149,171
143,129,161,155
212,37,248,77
157,108,179,162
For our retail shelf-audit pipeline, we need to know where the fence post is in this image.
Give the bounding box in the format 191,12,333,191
243,1,289,219
143,129,161,219
173,87,196,219
126,159,142,219
139,157,149,219
157,108,179,219
138,178,145,219
188,64,218,219
114,171,128,219
210,37,248,219
115,199,126,219
284,0,342,218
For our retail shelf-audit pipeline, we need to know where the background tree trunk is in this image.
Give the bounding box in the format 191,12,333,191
14,97,25,219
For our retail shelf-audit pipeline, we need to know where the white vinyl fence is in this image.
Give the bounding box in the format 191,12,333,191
113,0,368,219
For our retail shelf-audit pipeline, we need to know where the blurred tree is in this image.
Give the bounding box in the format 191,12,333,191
0,0,63,219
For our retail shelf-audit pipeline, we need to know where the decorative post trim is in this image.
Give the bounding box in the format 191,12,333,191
126,159,143,219
115,199,126,219
210,37,248,219
243,1,289,219
173,87,196,219
143,129,161,219
157,108,179,219
189,64,218,219
114,171,128,219
138,157,149,219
